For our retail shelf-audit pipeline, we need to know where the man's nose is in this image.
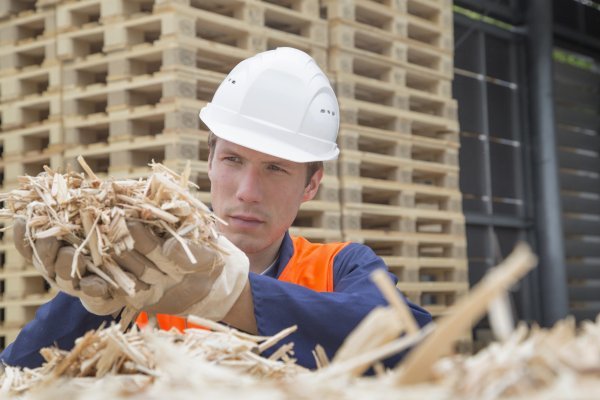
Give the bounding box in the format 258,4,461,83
236,167,263,203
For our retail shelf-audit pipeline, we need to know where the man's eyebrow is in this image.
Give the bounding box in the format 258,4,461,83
262,159,294,168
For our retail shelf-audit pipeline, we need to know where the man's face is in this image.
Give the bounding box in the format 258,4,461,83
208,138,322,256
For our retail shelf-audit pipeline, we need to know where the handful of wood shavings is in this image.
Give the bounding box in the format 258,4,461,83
0,156,223,296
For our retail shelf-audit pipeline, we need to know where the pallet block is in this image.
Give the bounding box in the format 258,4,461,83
0,9,55,45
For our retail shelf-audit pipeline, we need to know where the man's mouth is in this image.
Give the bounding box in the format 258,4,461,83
228,214,265,229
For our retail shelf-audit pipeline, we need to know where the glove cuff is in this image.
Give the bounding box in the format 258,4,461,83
183,236,250,321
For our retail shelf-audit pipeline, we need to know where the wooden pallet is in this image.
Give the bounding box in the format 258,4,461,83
329,19,452,79
56,22,105,60
329,47,452,97
334,72,457,121
62,69,223,121
399,280,468,317
61,36,247,89
339,97,458,140
0,121,62,159
0,35,57,74
293,178,343,242
0,9,55,45
0,92,61,130
340,177,463,215
157,0,320,26
64,97,205,147
407,12,452,52
322,0,407,36
63,131,203,177
56,0,154,30
156,3,327,65
344,231,467,263
341,202,464,236
337,125,459,168
0,152,63,186
339,149,459,189
384,255,468,283
0,64,61,102
329,20,407,64
56,5,327,67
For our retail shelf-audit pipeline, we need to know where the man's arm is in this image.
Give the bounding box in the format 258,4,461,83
222,243,432,369
0,292,114,368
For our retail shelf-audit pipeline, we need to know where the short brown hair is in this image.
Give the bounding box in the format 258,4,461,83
208,132,322,186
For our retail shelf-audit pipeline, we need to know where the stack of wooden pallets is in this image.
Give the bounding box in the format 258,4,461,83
0,0,62,347
0,0,466,348
322,0,467,317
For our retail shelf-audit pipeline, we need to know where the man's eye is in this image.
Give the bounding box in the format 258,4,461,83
268,164,286,173
224,156,241,163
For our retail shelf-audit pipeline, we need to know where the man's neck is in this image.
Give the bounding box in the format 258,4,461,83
247,235,284,275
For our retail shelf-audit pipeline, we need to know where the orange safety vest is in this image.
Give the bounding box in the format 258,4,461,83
136,236,350,331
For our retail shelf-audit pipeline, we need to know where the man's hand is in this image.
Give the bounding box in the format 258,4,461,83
116,222,249,320
13,219,249,321
13,218,126,315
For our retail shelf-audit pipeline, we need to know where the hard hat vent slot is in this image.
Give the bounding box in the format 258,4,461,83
227,78,237,84
320,109,336,116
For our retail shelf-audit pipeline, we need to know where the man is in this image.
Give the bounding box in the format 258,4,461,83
0,47,431,369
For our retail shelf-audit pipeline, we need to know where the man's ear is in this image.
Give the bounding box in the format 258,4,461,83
302,168,323,202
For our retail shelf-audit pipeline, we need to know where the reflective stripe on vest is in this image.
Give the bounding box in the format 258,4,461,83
135,236,350,331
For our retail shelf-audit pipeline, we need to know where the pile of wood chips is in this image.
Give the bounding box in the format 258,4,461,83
3,314,600,399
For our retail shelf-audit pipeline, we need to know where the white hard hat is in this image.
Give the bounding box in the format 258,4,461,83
199,47,340,163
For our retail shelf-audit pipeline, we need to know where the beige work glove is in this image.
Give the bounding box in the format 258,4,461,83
116,222,249,320
13,218,126,315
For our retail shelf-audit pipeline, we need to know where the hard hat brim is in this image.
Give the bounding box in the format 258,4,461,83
200,105,339,163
